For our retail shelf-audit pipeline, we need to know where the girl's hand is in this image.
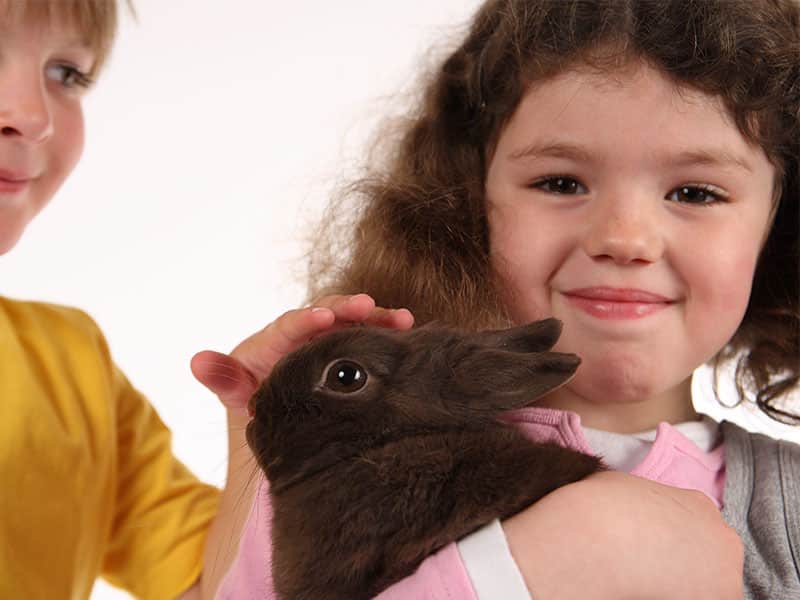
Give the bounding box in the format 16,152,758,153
503,470,743,600
190,293,414,413
188,294,413,599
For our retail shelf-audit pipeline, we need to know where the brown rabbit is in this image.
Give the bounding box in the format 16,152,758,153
246,318,604,600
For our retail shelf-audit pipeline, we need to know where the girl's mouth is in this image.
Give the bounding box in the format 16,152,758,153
562,287,673,320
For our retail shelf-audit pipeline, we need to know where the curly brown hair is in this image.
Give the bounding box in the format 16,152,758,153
307,0,800,423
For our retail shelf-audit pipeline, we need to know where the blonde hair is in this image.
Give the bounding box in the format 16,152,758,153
2,0,126,77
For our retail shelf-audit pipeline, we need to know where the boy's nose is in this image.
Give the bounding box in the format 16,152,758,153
0,71,54,144
582,196,665,265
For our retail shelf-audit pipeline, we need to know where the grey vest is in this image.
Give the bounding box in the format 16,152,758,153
721,421,800,599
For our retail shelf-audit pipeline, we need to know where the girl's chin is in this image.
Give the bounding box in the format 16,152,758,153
586,364,662,398
544,382,658,410
566,368,691,410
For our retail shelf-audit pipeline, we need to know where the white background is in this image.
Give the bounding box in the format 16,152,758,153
0,2,796,598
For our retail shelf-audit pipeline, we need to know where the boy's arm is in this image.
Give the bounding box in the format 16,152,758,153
175,585,200,600
190,294,413,598
174,408,254,600
102,366,219,600
197,409,257,600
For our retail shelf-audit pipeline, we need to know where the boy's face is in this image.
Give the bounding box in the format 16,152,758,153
485,61,776,430
0,14,93,254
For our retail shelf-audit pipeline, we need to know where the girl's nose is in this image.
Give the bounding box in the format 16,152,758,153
0,69,54,143
582,195,665,265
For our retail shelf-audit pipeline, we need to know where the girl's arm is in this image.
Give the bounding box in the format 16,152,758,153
345,470,746,600
503,471,744,599
190,296,744,599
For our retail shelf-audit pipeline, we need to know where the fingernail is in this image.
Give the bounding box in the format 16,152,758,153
311,307,327,313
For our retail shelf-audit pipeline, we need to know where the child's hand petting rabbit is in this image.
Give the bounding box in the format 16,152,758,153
246,317,604,600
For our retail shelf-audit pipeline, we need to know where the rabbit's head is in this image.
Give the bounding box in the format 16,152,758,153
246,318,579,490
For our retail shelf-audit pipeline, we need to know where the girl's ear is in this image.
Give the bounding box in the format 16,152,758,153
439,348,580,418
466,318,563,353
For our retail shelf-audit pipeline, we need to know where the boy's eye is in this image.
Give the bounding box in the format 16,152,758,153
532,176,586,195
45,63,93,89
665,185,726,205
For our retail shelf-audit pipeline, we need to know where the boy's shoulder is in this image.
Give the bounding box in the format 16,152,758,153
1,295,100,332
0,295,107,355
0,295,118,396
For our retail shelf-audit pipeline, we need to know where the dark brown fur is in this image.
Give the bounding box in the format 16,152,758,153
247,318,604,600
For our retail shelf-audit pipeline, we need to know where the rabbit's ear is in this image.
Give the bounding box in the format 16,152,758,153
466,318,563,353
441,348,579,418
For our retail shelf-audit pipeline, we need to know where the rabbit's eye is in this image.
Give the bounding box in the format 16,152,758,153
324,360,367,393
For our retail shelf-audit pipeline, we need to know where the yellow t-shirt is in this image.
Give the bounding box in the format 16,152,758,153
0,297,220,600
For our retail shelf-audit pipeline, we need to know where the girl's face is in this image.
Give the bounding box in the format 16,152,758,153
485,61,776,431
0,13,92,255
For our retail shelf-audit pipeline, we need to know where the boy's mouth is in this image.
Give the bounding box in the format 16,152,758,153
0,169,32,194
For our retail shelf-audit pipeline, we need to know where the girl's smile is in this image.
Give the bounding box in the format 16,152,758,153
486,59,777,431
560,286,674,320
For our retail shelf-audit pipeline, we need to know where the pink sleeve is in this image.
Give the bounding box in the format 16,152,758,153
216,477,276,599
216,477,477,600
375,543,477,600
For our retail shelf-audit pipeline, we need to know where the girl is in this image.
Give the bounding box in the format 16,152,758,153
0,2,274,598
200,0,799,597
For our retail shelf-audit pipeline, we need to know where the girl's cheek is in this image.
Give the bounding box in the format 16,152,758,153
690,249,759,326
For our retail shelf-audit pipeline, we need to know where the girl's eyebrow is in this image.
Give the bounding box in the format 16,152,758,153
508,141,593,164
664,149,754,174
507,141,754,173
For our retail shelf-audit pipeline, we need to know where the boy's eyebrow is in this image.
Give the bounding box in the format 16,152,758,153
507,141,754,173
56,33,94,49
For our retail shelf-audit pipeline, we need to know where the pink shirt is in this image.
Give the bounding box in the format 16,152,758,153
217,408,726,599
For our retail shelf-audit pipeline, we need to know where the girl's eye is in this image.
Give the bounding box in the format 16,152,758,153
665,185,727,205
45,63,93,89
323,360,367,393
532,176,587,195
